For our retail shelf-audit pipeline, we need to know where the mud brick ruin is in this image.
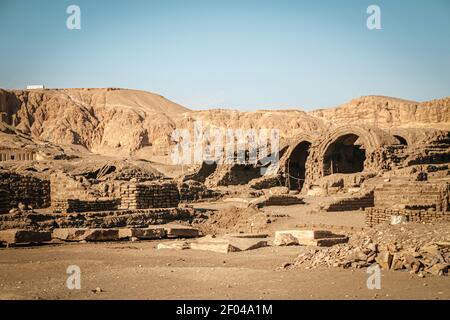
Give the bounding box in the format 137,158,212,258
0,171,50,212
184,124,450,226
119,182,180,209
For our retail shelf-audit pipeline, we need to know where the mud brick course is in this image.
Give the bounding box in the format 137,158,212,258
325,191,374,212
52,198,121,214
365,207,450,227
120,181,180,209
0,171,50,212
374,182,449,211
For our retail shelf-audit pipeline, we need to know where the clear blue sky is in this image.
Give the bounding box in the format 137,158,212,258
0,0,449,110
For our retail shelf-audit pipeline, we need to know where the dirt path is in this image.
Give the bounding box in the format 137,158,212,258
0,242,448,300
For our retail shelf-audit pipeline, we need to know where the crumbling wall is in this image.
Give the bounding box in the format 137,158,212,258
50,172,120,213
0,171,50,212
207,164,263,187
182,162,217,183
179,180,220,202
120,181,180,209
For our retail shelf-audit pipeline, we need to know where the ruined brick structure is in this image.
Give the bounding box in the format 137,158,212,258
50,172,120,213
119,181,180,209
178,180,220,202
0,171,50,213
365,207,450,227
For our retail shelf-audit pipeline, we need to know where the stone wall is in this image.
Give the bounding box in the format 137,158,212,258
365,207,450,227
0,171,50,213
120,181,180,209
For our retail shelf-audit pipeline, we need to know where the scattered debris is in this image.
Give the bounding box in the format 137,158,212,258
292,222,450,277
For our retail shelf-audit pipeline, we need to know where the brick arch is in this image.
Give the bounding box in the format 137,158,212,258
303,125,398,184
277,132,319,191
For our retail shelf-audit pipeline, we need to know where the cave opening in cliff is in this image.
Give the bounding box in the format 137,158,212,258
394,135,408,146
323,134,365,176
286,141,312,191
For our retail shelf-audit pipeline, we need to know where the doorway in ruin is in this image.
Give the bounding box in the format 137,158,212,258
394,135,408,146
323,134,366,176
286,141,311,191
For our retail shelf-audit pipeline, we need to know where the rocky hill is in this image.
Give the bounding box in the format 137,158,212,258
0,88,449,157
311,95,450,130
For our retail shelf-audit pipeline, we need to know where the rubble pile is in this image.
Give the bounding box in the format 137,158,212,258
179,180,221,202
293,222,450,276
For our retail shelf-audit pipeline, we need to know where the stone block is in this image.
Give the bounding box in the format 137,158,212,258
391,215,408,225
0,229,51,245
191,236,267,253
375,251,393,270
157,241,190,250
273,232,299,246
163,225,200,238
118,227,166,240
53,228,119,242
224,233,268,239
426,263,449,276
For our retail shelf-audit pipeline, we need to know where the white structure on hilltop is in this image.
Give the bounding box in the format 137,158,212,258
26,85,45,90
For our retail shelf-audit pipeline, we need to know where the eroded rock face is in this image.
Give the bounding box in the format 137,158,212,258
310,96,450,129
0,88,189,156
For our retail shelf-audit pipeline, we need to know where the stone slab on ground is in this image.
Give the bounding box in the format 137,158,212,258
300,237,349,247
157,241,190,250
223,233,268,239
275,230,334,241
190,236,267,253
163,225,200,238
52,228,119,242
0,229,51,245
273,233,299,246
190,240,237,254
118,227,166,240
274,230,348,247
